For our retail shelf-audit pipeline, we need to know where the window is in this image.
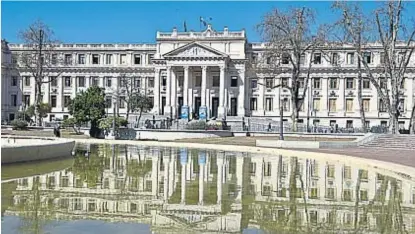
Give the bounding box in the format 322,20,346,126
105,54,112,64
329,78,338,89
265,98,273,111
212,76,220,87
64,77,71,87
329,99,337,112
78,76,85,87
263,162,272,177
313,98,321,111
64,54,72,65
120,54,127,64
300,54,305,65
298,78,305,88
194,75,201,87
363,79,370,89
24,76,31,86
50,76,57,87
266,56,271,64
327,165,335,178
148,78,154,88
134,77,141,88
92,54,99,64
11,76,17,86
331,52,339,65
106,77,112,87
12,54,18,64
347,52,355,64
399,98,405,112
363,52,372,64
119,97,126,109
346,120,353,128
282,53,290,64
64,96,71,107
251,79,257,89
265,78,273,88
78,54,85,64
346,99,354,112
346,78,354,89
91,77,99,86
330,120,336,127
365,120,370,129
363,99,370,112
343,189,352,201
148,97,154,109
162,76,168,86
283,98,290,111
343,166,351,179
379,78,387,89
313,78,321,89
250,98,257,111
313,53,322,64
134,55,141,64
380,120,388,127
379,99,387,112
281,78,288,87
51,95,57,107
359,169,368,180
24,95,30,106
51,54,57,65
326,188,335,199
11,94,17,106
105,96,112,108
230,76,238,87
380,52,385,64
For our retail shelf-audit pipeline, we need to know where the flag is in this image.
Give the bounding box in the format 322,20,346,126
184,21,187,32
200,17,207,27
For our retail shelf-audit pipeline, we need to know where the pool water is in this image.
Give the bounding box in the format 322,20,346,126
2,143,415,234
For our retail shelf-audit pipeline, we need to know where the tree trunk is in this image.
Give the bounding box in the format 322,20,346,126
409,102,415,134
126,106,130,122
137,109,143,128
291,96,298,132
357,52,367,132
35,81,43,126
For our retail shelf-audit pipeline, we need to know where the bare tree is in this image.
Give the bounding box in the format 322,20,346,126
18,20,62,126
333,2,373,132
256,7,327,132
334,0,415,134
119,74,152,124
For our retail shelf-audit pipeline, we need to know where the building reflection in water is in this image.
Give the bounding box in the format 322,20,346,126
4,143,415,233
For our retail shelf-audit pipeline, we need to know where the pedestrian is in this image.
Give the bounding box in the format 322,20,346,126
56,124,61,138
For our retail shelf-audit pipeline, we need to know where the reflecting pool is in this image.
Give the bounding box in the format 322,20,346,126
2,143,415,234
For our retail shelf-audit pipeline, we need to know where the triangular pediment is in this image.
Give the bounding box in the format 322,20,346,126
163,42,228,58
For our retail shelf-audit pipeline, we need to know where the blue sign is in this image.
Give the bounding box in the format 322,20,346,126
199,106,207,120
198,151,206,165
181,105,189,119
180,148,188,165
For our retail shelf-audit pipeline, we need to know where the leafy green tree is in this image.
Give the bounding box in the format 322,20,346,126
98,116,128,133
129,93,152,124
25,103,51,124
68,86,106,138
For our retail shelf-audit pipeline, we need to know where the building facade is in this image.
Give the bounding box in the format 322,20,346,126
2,25,415,128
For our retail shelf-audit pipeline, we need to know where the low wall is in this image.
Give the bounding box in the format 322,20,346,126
119,129,233,141
1,136,75,164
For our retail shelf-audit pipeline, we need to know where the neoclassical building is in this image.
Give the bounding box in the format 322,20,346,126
2,25,415,128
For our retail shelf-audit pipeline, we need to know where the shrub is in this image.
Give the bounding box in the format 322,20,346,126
185,121,207,130
370,125,389,134
62,118,76,128
11,119,28,130
99,117,129,131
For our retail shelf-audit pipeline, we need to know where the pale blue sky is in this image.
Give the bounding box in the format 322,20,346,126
1,1,414,43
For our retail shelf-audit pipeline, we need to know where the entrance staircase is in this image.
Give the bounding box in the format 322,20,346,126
359,134,415,150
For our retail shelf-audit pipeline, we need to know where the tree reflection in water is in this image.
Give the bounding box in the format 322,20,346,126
2,143,414,234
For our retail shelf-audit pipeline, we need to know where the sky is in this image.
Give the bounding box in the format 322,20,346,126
1,1,414,44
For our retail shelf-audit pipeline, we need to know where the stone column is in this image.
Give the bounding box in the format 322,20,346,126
72,76,77,98
181,163,186,204
218,66,226,118
217,153,224,205
171,68,177,118
183,66,189,106
188,68,194,114
151,156,159,198
201,66,207,106
199,163,204,205
153,68,161,114
238,69,246,116
258,77,265,115
163,157,170,201
164,67,172,116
